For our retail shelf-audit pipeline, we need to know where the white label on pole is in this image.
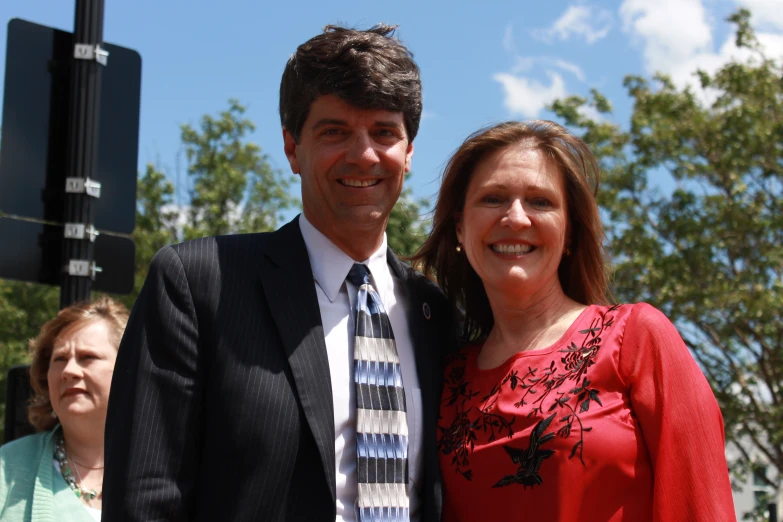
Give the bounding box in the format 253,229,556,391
73,44,109,65
64,178,101,198
65,178,85,193
85,180,101,198
67,260,91,277
74,44,95,60
95,47,109,66
64,223,86,239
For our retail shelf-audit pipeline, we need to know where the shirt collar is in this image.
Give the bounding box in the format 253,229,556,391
298,214,390,302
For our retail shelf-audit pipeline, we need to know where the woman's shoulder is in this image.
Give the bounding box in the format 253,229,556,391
561,303,665,361
0,430,54,509
600,302,678,341
0,430,54,465
584,302,670,331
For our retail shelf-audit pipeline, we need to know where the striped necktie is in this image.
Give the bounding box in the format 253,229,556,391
347,263,410,522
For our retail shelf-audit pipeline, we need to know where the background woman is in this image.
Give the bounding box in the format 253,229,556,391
414,121,735,521
0,297,128,522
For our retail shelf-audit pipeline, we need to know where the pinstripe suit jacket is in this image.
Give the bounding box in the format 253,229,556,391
102,217,453,521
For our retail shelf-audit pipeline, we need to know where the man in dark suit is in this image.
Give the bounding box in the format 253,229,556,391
103,24,453,521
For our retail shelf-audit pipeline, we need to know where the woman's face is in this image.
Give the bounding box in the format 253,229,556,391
47,319,118,428
456,144,569,300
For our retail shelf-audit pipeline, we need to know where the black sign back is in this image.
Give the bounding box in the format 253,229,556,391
0,18,141,234
0,217,135,294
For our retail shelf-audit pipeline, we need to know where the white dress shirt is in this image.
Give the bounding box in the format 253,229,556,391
299,215,422,522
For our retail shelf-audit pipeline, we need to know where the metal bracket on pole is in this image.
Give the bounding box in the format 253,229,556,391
74,43,109,65
63,260,102,280
65,177,101,198
63,223,100,242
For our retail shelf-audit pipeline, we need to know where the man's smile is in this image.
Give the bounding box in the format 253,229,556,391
338,178,382,188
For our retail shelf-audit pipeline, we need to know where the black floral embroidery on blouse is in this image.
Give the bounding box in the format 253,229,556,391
493,413,557,488
437,304,621,486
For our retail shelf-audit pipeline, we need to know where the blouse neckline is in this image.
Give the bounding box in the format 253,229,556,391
469,304,596,375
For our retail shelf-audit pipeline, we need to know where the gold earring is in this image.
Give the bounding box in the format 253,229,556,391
564,247,571,256
456,244,463,253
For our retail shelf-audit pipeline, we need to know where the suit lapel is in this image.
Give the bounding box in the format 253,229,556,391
388,251,445,521
259,218,336,501
387,251,441,397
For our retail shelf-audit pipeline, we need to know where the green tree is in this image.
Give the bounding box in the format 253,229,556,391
0,281,58,439
550,9,782,517
180,99,294,240
387,173,430,257
113,164,180,309
122,100,297,304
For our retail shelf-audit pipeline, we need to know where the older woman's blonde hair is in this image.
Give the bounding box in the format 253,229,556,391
27,297,129,431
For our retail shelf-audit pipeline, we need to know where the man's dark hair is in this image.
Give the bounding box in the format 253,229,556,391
280,24,422,143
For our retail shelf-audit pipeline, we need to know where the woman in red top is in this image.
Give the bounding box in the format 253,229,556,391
413,121,735,521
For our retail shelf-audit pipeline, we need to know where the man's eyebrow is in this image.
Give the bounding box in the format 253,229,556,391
311,118,347,129
374,120,404,128
310,118,404,129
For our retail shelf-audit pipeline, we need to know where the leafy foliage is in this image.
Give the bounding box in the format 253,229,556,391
181,99,294,239
387,174,430,257
550,8,782,513
0,281,58,439
112,164,180,309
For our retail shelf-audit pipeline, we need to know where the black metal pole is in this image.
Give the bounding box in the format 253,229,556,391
770,502,778,522
59,0,105,309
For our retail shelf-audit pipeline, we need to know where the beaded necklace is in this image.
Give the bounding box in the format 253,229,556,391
54,434,101,502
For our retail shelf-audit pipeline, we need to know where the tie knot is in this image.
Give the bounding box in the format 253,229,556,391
347,263,371,287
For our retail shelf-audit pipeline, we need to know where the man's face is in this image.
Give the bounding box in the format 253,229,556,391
284,94,413,248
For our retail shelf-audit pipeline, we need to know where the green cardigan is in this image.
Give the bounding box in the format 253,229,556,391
0,426,94,521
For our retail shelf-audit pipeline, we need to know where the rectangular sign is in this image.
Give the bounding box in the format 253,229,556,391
0,217,135,294
0,18,141,234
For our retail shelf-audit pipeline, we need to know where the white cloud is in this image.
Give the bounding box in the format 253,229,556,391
509,56,585,82
577,104,604,123
493,71,567,118
620,0,783,98
620,0,713,75
535,4,613,44
738,0,783,31
757,31,783,58
497,12,597,119
511,56,536,74
553,59,586,82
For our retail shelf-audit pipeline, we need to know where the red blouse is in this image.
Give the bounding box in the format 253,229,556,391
438,303,736,522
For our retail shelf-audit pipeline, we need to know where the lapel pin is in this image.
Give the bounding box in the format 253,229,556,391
422,302,431,320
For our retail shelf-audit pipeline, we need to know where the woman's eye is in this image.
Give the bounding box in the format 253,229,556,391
482,195,502,205
531,197,553,207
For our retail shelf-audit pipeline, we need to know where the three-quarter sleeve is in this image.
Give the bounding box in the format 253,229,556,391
619,303,736,521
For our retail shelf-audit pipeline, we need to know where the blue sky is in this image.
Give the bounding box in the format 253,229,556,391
1,0,782,221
